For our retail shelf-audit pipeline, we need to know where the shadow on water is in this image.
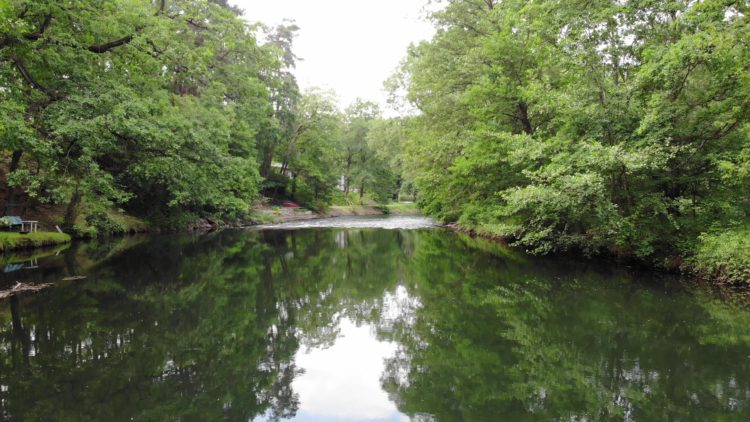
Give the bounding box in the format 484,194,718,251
0,219,748,421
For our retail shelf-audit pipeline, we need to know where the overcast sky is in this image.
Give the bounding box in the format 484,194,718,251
230,0,436,113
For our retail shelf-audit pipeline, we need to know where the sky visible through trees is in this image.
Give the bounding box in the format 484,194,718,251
230,0,437,112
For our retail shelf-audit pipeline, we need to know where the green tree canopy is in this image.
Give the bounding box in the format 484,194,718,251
393,0,750,263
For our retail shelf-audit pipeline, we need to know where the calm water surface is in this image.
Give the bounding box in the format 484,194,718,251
1,216,749,421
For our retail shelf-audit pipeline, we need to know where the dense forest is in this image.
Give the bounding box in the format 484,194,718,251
391,0,750,282
2,0,750,283
0,0,405,232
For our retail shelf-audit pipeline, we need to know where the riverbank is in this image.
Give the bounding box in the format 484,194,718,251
251,203,421,224
447,221,750,291
0,203,420,253
0,232,72,253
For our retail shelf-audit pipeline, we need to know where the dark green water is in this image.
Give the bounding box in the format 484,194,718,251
1,218,749,421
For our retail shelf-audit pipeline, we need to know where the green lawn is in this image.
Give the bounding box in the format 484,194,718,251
0,231,72,253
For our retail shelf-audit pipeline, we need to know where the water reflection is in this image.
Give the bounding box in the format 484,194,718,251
0,244,69,276
0,227,748,421
293,319,400,421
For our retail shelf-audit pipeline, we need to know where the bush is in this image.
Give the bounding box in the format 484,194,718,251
85,212,125,237
70,224,98,238
692,227,750,285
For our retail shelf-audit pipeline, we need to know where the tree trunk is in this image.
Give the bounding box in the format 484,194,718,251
518,102,533,135
344,154,352,195
63,185,82,229
261,146,274,178
3,150,23,215
10,295,31,368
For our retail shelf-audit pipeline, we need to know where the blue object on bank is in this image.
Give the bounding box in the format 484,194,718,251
4,216,23,226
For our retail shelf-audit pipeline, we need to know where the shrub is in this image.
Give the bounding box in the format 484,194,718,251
692,227,750,285
85,212,125,237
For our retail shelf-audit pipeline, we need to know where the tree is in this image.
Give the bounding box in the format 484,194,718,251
284,88,343,207
338,100,398,204
394,0,750,263
258,21,301,180
0,0,285,227
367,117,415,201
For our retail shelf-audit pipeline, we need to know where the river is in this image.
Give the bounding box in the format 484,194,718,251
0,216,748,421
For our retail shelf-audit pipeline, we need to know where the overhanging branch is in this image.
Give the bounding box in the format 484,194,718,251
12,58,51,94
23,14,52,41
88,35,134,53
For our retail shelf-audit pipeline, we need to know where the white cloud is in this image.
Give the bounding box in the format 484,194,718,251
231,0,436,112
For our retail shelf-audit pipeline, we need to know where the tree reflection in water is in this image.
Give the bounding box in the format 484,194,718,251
0,228,748,421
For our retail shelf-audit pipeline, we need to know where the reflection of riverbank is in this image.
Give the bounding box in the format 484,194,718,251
0,234,151,292
1,243,71,273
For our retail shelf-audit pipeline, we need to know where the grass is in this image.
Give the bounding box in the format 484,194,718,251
326,205,387,216
0,231,72,253
325,202,422,217
385,202,421,215
247,209,281,224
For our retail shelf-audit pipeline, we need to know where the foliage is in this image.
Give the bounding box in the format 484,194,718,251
392,0,750,271
261,93,407,208
84,211,125,237
337,100,400,204
693,226,750,284
0,0,291,227
0,0,415,227
284,89,342,207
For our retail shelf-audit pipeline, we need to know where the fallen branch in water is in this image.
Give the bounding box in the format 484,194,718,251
0,282,53,300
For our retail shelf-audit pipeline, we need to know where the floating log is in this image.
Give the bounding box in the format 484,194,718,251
0,282,52,300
